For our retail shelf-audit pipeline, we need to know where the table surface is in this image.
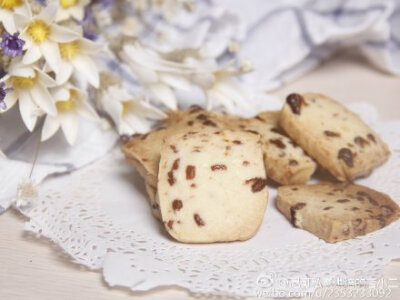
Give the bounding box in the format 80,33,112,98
1,50,400,300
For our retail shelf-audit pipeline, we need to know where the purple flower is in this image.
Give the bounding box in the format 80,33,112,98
0,82,13,111
0,33,25,57
35,0,46,6
93,0,114,9
83,29,98,41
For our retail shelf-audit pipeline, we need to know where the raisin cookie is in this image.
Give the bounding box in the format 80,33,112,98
276,182,399,243
121,106,232,187
279,93,390,181
157,129,268,243
231,111,316,185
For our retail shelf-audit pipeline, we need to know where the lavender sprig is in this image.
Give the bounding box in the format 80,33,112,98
0,33,25,57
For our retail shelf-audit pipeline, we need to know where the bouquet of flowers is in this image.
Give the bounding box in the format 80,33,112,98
0,0,250,146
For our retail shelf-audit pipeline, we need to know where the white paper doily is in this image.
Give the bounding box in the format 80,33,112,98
16,101,400,298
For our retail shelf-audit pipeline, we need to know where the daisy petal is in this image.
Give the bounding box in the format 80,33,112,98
0,11,16,33
23,44,42,64
135,100,166,119
8,65,35,77
19,90,38,131
39,41,61,73
119,120,134,135
75,97,99,121
14,2,30,16
55,9,70,22
38,3,57,23
37,68,57,87
149,84,177,109
70,7,85,21
124,113,150,134
101,93,123,124
79,38,103,54
59,112,78,145
1,90,18,112
50,24,79,43
13,12,30,31
51,86,70,101
159,73,192,91
29,84,57,116
71,55,99,88
41,115,60,141
55,61,73,85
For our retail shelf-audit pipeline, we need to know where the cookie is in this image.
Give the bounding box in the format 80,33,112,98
276,183,399,243
231,111,316,185
121,107,229,185
122,106,235,220
279,93,390,181
157,129,268,243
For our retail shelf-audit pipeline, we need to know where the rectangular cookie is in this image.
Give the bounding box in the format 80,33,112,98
279,93,390,181
121,106,232,187
157,129,268,243
121,106,235,219
231,111,316,185
276,183,399,243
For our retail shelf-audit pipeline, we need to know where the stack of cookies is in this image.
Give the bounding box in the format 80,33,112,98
122,93,399,243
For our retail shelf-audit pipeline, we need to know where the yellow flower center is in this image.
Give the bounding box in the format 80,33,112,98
56,91,76,112
59,41,80,60
0,0,22,10
27,20,50,43
60,0,77,9
121,102,130,115
10,75,37,89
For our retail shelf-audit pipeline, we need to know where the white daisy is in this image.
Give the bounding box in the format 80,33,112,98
56,0,90,22
186,58,249,112
0,61,56,131
0,0,28,34
14,3,79,75
41,84,99,145
56,36,103,87
120,43,192,109
100,85,165,135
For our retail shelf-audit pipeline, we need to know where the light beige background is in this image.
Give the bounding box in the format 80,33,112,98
0,50,399,300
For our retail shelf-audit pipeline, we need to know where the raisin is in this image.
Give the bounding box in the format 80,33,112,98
245,177,267,193
167,220,174,229
367,133,376,143
194,214,205,226
356,191,378,206
354,136,369,148
336,199,350,203
196,114,208,120
269,138,286,149
170,145,178,153
172,199,183,211
338,148,354,167
286,93,305,114
186,165,196,180
211,164,227,171
203,120,217,127
167,159,180,186
324,130,340,137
